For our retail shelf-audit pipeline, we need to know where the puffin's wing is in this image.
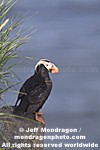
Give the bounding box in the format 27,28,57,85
15,86,27,107
14,75,41,107
26,83,52,115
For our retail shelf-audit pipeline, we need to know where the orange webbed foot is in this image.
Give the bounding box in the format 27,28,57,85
35,112,45,124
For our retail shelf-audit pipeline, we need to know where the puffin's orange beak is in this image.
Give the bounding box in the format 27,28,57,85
50,64,59,74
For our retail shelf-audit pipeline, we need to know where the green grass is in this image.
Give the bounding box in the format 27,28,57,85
0,0,29,100
0,112,37,123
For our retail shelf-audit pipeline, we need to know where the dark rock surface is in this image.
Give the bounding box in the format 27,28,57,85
0,106,44,150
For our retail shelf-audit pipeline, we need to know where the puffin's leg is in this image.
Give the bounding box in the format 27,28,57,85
35,112,45,124
36,111,43,116
33,111,43,116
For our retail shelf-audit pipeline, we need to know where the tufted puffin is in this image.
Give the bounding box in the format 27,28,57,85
14,59,59,124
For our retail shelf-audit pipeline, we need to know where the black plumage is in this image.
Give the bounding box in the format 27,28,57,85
14,59,59,123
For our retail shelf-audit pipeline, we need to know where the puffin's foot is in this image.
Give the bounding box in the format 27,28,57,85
36,111,43,116
35,112,45,124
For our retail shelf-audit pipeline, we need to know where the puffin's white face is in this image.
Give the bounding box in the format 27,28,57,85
35,59,59,73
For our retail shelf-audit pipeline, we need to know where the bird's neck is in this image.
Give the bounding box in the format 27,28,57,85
44,76,51,82
34,71,51,82
42,73,51,84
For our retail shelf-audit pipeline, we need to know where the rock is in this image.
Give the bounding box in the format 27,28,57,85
0,106,45,150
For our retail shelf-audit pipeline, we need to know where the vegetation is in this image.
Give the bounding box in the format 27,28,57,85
0,0,29,100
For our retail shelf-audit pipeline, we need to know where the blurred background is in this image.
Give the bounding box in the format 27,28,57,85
4,0,100,149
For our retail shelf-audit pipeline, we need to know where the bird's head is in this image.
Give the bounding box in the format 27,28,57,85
35,59,59,74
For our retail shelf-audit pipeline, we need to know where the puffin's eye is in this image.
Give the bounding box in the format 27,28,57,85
46,64,48,66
